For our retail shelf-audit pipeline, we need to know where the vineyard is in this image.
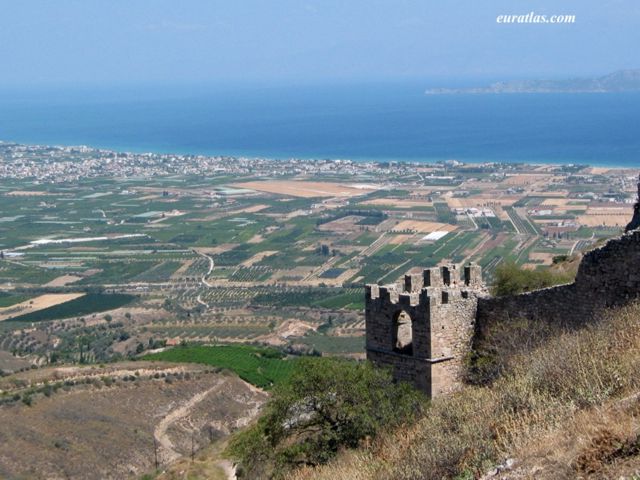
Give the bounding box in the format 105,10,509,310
251,287,363,310
144,344,298,389
9,293,136,323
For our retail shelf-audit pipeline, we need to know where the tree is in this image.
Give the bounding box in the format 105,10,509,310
228,358,424,478
492,261,572,297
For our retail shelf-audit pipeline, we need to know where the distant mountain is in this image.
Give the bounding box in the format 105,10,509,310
425,69,640,94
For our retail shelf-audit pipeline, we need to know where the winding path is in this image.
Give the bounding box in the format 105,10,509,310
192,249,215,308
193,249,215,288
154,379,224,464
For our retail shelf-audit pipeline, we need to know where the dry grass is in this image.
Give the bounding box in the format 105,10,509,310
232,181,376,198
289,303,640,480
0,365,267,479
155,442,232,480
501,174,553,186
0,293,85,321
388,234,412,245
241,251,278,267
359,198,433,208
540,198,589,207
527,251,556,265
511,397,640,479
391,221,457,234
43,274,82,287
446,196,519,209
579,213,633,227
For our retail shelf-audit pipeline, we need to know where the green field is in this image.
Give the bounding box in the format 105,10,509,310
0,293,31,308
298,332,365,354
252,287,363,310
0,162,625,368
9,293,136,322
143,344,297,389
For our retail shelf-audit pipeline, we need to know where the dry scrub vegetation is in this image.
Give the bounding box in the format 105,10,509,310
289,303,640,480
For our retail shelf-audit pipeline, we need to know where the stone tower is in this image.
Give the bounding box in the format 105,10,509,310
365,263,486,397
625,174,640,233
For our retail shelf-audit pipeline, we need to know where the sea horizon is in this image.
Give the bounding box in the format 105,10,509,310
1,84,638,170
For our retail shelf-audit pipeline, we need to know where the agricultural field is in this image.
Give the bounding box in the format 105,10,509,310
0,155,636,375
6,293,135,323
144,344,296,389
0,144,637,479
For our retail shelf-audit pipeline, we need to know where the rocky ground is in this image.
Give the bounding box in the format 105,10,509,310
0,362,267,479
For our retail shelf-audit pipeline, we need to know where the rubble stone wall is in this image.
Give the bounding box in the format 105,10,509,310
365,229,640,397
476,229,640,334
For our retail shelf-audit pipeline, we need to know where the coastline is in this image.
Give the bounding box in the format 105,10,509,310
1,89,639,171
1,138,637,171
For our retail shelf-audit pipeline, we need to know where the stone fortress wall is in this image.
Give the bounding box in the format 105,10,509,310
366,177,640,396
477,229,640,334
366,264,486,397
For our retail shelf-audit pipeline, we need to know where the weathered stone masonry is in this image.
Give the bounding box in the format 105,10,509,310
365,264,486,397
366,228,640,396
477,229,640,332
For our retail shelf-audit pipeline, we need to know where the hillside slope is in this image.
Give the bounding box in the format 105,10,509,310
0,362,266,479
289,303,640,480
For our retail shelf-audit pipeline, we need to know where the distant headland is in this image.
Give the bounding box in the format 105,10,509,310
425,69,640,95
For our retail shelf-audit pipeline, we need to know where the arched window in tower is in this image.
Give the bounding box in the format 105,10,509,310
393,310,413,355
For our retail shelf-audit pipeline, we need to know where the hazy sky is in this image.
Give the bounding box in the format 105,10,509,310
1,0,639,86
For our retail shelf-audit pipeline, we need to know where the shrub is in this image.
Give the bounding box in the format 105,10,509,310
289,302,640,480
492,262,572,297
227,358,424,479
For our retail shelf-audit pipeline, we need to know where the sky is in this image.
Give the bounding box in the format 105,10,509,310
0,0,639,87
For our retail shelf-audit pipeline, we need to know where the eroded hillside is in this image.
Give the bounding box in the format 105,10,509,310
288,303,640,480
0,362,266,479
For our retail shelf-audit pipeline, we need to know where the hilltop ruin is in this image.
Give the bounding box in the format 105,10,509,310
366,180,640,396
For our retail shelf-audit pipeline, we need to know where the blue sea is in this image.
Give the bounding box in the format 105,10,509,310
0,83,638,167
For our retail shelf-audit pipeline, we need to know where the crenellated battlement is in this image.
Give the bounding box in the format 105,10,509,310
366,263,483,301
367,180,640,398
365,263,486,397
367,226,640,398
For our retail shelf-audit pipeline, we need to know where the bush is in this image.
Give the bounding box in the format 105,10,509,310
492,262,572,297
289,302,640,480
227,358,424,479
